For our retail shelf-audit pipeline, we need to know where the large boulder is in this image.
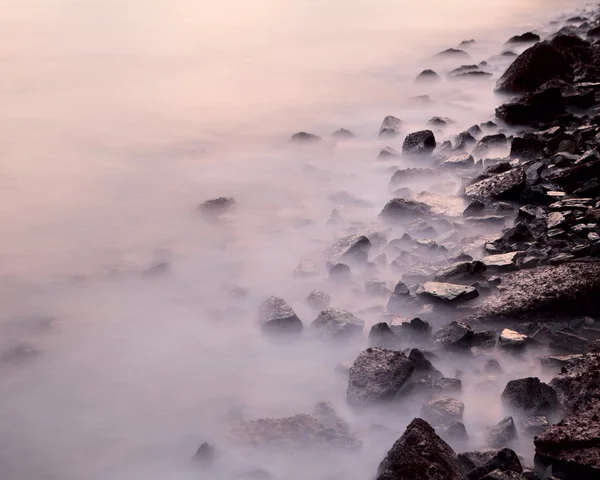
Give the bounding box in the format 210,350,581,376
496,86,565,126
416,282,479,304
431,321,474,350
309,308,364,340
402,130,436,155
501,377,558,416
495,42,572,94
258,297,303,335
347,348,414,407
375,418,465,480
464,168,525,201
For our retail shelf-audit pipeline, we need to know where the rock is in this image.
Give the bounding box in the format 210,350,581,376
416,69,441,83
496,86,565,126
329,263,352,282
484,359,504,374
290,132,321,143
375,418,464,480
434,48,472,59
417,282,479,304
230,402,360,450
480,471,526,480
394,317,432,342
472,134,508,158
465,168,525,201
487,417,518,448
539,354,583,373
306,290,331,310
460,39,476,47
498,329,531,351
379,115,403,137
495,42,572,94
421,397,464,426
429,116,453,126
546,211,566,229
199,197,236,215
258,297,303,335
510,135,543,159
548,330,590,354
445,154,475,168
310,308,364,340
437,421,469,443
472,330,498,348
432,321,474,350
365,279,391,297
455,131,477,150
293,258,320,277
464,448,523,480
369,322,402,349
323,233,372,264
332,128,355,139
501,377,558,416
481,252,521,272
347,348,414,407
464,199,486,217
378,146,401,159
435,377,462,395
505,32,541,44
379,198,432,222
193,442,215,466
523,415,549,436
389,167,436,186
402,130,436,155
434,261,486,283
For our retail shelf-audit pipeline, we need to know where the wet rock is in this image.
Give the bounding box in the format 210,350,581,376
431,321,474,350
505,32,541,45
230,402,360,450
445,154,475,168
421,397,464,426
402,130,436,155
487,417,518,448
481,252,522,272
465,168,525,201
416,69,441,83
258,297,303,335
417,282,479,304
523,415,549,437
306,290,331,310
495,42,572,94
548,330,590,354
379,115,404,137
369,322,401,349
199,197,236,216
501,377,558,416
323,233,372,264
472,330,498,349
378,146,401,159
375,418,464,480
347,348,414,407
379,198,432,222
310,308,364,340
437,421,469,443
434,261,486,283
464,448,523,480
496,86,565,126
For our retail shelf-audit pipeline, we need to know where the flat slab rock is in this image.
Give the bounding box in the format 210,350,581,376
417,281,479,303
464,168,525,200
375,418,465,480
347,348,414,407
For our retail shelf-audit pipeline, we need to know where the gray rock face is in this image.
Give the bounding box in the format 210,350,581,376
347,348,414,407
375,418,465,480
432,321,474,350
487,416,518,448
258,297,303,335
421,397,465,426
434,261,486,283
310,308,364,340
465,168,525,201
323,233,372,264
402,130,437,155
369,323,402,349
416,282,479,303
501,378,558,416
379,115,404,137
437,421,468,443
229,402,360,450
306,290,331,310
523,415,550,437
379,198,432,222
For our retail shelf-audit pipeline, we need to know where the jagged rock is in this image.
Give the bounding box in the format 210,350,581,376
310,308,364,340
484,359,504,374
421,397,465,426
523,416,550,436
416,282,479,303
487,417,518,448
510,135,543,159
464,199,486,217
369,323,402,349
258,297,303,335
463,448,523,480
332,128,355,139
402,130,436,155
323,233,372,264
416,69,441,83
306,290,331,310
460,39,476,47
290,132,321,143
379,198,432,222
505,32,541,44
472,134,508,158
434,261,486,283
347,348,414,407
472,330,498,348
539,354,584,373
393,317,432,342
379,146,401,159
365,279,391,297
429,116,454,126
501,377,558,416
445,154,475,168
230,402,360,450
480,471,526,479
193,442,215,466
431,321,474,350
437,421,468,443
498,329,530,351
329,263,352,282
495,42,572,94
465,168,525,201
375,418,464,480
435,377,462,395
496,86,565,126
386,281,416,314
379,115,404,137
455,131,477,150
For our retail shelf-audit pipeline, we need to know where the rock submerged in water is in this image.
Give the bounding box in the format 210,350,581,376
375,418,465,480
309,308,364,340
402,130,436,155
258,297,303,335
347,347,414,407
496,86,565,126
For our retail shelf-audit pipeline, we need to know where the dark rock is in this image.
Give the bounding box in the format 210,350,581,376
434,48,472,59
310,308,364,340
523,415,550,436
473,134,508,158
332,128,355,139
324,233,372,264
465,448,523,480
193,442,215,466
379,115,404,137
369,323,402,349
434,261,486,283
329,263,352,282
290,132,321,143
435,377,462,394
495,42,572,94
496,87,565,126
347,348,414,407
379,198,432,222
432,321,474,350
199,197,236,215
416,281,479,304
465,168,525,201
452,71,492,79
416,69,441,83
501,377,558,416
375,418,464,480
505,32,541,45
455,131,477,150
464,200,486,217
460,39,476,47
429,116,453,126
471,330,498,348
306,290,331,310
402,130,437,155
480,471,526,479
421,397,465,426
484,359,504,374
510,135,543,159
258,297,303,335
487,416,518,448
437,421,468,443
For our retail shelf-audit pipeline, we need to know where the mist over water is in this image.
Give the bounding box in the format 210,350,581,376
0,0,590,479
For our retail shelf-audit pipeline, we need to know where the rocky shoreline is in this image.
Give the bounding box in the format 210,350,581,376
197,5,600,480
